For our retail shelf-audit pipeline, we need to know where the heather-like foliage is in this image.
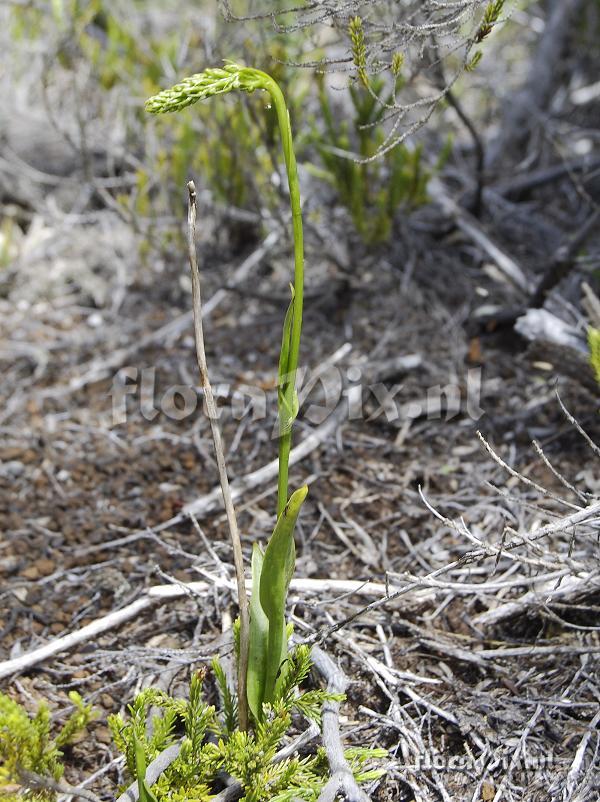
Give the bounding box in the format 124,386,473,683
0,691,94,801
109,647,353,802
314,69,439,243
222,1,507,156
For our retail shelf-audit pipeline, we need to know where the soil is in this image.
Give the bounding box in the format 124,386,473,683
1,3,600,798
1,211,599,799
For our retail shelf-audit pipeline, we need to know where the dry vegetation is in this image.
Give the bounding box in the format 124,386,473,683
1,1,599,801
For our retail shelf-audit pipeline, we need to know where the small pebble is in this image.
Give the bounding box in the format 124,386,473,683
0,460,25,479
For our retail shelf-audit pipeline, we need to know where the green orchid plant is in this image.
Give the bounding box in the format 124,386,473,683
145,62,308,729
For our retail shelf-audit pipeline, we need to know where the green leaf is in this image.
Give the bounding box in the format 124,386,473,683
278,285,295,389
277,285,300,436
133,732,158,802
247,544,269,721
260,485,308,704
278,387,299,436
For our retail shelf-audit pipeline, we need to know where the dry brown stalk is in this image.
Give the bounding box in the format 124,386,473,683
186,180,250,730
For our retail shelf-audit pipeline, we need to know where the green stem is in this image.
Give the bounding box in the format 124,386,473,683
251,71,304,517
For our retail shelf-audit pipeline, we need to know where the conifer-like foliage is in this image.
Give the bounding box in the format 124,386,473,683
307,15,450,243
108,646,360,802
469,0,506,70
0,690,94,801
475,0,506,42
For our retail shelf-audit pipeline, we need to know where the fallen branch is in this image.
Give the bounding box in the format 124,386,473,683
311,500,600,643
17,771,102,802
311,646,371,802
430,179,531,294
582,282,600,328
488,0,586,166
494,156,600,200
564,708,600,800
528,208,600,309
470,210,600,344
514,310,598,393
556,390,600,460
0,577,401,680
474,572,600,628
0,596,151,680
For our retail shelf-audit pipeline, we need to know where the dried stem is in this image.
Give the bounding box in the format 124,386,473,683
186,180,250,731
18,771,103,802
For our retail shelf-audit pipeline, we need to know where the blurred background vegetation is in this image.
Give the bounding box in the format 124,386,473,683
1,7,599,798
4,0,470,257
2,0,598,380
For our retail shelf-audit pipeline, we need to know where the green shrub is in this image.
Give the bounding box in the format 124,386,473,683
311,15,448,246
9,1,302,247
312,71,435,244
108,648,357,802
10,2,440,249
0,690,94,800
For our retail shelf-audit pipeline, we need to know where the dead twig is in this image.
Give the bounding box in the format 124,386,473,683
528,208,600,310
0,576,403,681
2,498,599,681
311,499,600,643
477,431,581,511
556,390,600,460
474,572,600,627
186,180,249,731
488,0,586,166
310,646,371,802
564,708,600,800
18,771,102,802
